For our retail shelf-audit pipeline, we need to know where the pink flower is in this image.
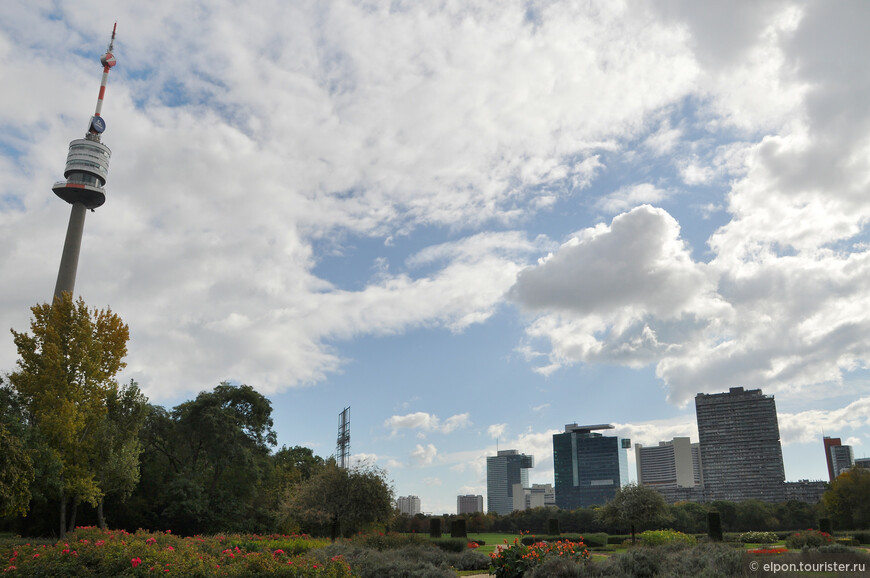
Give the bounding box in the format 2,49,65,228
131,557,142,568
146,537,157,545
166,546,174,551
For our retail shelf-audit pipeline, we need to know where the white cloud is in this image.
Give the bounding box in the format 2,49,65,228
411,444,438,466
596,184,671,215
487,424,507,439
385,412,471,436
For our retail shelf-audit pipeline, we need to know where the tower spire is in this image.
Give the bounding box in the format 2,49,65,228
52,24,118,302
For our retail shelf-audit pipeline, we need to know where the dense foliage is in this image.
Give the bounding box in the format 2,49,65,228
8,295,130,537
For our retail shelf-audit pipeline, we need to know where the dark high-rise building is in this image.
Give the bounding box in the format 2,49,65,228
552,424,629,509
830,445,854,479
823,437,842,481
695,387,785,502
823,437,854,481
486,450,534,515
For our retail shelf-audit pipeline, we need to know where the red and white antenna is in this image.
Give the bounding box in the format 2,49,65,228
93,23,117,121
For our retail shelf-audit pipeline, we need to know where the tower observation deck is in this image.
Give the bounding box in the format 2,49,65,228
52,24,117,301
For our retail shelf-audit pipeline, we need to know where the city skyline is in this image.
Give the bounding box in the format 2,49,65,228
2,2,870,515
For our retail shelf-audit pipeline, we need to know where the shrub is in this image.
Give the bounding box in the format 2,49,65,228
548,518,561,536
739,531,778,544
786,529,833,550
596,543,742,578
707,512,723,542
0,527,353,577
433,538,465,553
819,518,833,535
314,542,487,577
490,538,589,578
347,531,426,551
853,532,870,545
639,529,696,547
429,518,441,539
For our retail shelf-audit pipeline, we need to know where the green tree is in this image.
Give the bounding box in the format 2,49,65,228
597,483,669,544
287,461,395,539
823,468,870,530
132,383,277,534
93,380,149,528
9,293,129,538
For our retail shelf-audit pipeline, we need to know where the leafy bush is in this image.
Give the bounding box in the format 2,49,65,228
490,538,589,578
313,542,488,577
739,531,778,544
639,529,696,547
786,529,833,549
433,538,465,552
0,526,352,576
346,531,426,551
707,512,723,542
596,543,742,578
853,532,870,544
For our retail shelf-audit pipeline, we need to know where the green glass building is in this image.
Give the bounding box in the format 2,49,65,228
553,424,629,509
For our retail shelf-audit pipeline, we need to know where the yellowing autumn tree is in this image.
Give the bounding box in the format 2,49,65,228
9,292,129,538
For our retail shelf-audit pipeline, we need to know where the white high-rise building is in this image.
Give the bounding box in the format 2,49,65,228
396,495,421,515
457,494,484,515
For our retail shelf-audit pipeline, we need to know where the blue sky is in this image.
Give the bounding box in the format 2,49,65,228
3,1,870,514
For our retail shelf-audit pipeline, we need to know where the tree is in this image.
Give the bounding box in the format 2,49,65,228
93,380,149,528
823,468,870,530
597,483,669,544
287,461,394,539
9,293,129,538
0,379,35,518
131,383,278,534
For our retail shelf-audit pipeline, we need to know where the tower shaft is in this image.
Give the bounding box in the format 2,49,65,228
54,202,87,301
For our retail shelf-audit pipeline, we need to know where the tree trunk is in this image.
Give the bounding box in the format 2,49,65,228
330,514,339,542
59,491,67,540
97,497,106,530
67,495,80,534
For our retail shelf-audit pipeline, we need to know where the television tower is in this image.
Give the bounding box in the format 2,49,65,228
52,24,117,302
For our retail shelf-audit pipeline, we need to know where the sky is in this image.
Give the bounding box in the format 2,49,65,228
2,0,870,515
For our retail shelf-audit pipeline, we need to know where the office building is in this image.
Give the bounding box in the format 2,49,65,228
855,458,870,470
636,437,702,488
784,480,828,504
486,449,534,515
552,424,629,509
823,437,843,481
532,483,556,507
828,442,854,479
635,437,705,503
695,387,785,502
396,495,421,516
457,494,484,515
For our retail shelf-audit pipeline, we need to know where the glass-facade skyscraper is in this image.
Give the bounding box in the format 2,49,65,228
552,424,629,509
486,450,534,515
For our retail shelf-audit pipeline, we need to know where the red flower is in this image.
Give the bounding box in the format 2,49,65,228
131,557,142,568
467,542,479,549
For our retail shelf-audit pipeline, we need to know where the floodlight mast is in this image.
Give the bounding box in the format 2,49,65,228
52,23,117,302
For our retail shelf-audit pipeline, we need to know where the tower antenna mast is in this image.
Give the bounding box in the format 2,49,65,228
52,23,118,301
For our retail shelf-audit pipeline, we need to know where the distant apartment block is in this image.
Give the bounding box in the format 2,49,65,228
855,457,870,470
784,480,828,504
396,495,421,516
553,423,629,509
636,437,705,504
510,483,550,511
487,450,534,515
695,387,785,502
457,494,484,515
532,483,556,507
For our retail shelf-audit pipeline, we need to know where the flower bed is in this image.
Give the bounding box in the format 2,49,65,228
1,526,351,576
490,536,589,578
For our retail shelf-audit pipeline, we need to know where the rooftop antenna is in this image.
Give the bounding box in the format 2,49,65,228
336,407,350,469
52,23,118,301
